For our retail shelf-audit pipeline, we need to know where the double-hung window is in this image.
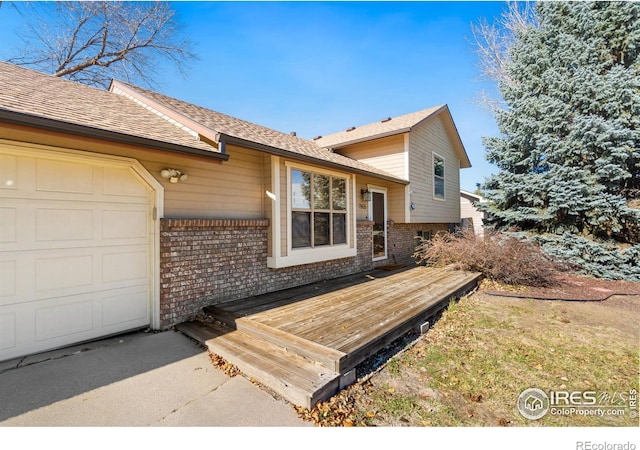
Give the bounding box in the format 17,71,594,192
291,169,347,249
433,153,445,200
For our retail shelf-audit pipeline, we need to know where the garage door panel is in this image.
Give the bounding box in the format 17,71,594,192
0,260,16,298
102,209,148,239
0,313,16,351
102,250,148,283
36,208,94,241
102,288,149,327
0,207,17,242
102,167,150,197
0,148,155,362
36,254,94,292
0,154,17,190
36,159,93,194
35,299,94,342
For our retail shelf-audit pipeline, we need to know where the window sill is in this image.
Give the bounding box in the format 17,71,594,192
267,245,357,268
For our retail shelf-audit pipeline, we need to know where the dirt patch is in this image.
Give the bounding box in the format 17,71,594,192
484,273,640,301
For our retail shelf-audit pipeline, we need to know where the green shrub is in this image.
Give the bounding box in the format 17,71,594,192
531,233,640,282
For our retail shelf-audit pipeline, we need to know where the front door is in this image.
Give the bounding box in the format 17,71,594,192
370,189,387,260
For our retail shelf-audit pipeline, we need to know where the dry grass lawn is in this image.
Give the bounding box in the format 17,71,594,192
302,284,639,427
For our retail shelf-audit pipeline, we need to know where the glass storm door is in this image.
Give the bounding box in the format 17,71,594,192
371,190,387,260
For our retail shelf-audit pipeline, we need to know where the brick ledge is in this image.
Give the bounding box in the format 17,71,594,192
161,218,269,228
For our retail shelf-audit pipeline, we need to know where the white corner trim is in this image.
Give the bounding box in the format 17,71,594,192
403,133,410,180
271,155,281,261
351,173,358,251
404,184,411,223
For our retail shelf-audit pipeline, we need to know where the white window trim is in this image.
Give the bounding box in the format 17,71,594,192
268,161,357,268
433,152,446,201
368,185,388,262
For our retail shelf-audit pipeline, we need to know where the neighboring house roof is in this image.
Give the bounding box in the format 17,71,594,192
460,190,485,202
0,62,226,160
110,80,407,184
316,104,472,168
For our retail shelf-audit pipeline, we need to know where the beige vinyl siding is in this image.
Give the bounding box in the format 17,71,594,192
0,124,265,219
355,174,405,223
460,193,486,235
159,144,263,218
408,116,461,223
334,134,406,180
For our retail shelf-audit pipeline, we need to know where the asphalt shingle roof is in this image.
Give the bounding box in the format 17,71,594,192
114,81,406,182
0,62,459,181
315,106,445,149
0,62,217,154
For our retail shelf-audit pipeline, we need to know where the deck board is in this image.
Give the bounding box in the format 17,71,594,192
276,270,461,339
215,266,480,367
180,266,481,407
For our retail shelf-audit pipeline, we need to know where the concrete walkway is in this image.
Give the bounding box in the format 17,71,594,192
0,330,310,427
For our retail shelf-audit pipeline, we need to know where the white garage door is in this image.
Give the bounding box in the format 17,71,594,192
0,146,156,362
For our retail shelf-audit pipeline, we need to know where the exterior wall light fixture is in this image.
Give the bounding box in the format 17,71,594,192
361,189,372,202
160,168,188,184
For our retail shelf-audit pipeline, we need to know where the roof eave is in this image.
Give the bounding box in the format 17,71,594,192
220,133,408,185
437,106,472,169
0,108,229,162
319,128,411,150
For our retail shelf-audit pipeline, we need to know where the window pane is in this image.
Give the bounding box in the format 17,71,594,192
291,170,311,209
434,157,445,178
333,213,346,244
313,174,330,209
314,212,330,246
332,178,346,210
434,176,445,198
292,211,311,248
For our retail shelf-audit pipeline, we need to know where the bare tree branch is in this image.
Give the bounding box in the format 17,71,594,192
470,1,538,113
7,1,197,89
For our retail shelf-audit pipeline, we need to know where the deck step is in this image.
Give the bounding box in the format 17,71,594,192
176,321,340,409
204,305,347,372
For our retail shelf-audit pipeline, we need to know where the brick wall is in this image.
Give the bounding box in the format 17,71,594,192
377,222,449,266
159,219,374,327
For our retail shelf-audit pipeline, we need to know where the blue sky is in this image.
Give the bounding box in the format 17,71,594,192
0,1,507,192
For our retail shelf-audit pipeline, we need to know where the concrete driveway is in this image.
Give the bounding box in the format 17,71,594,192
0,330,310,427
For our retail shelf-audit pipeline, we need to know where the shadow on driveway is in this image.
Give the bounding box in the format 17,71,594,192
0,330,207,422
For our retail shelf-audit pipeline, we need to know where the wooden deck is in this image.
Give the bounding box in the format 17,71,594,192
177,266,481,408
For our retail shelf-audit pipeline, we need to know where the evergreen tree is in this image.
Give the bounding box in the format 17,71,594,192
480,2,640,246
